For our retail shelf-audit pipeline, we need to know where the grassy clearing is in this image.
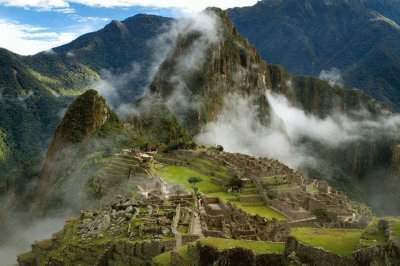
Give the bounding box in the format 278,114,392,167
290,227,362,257
200,237,285,254
156,165,221,193
205,192,287,221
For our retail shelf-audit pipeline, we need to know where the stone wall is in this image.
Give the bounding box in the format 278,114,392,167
284,237,355,266
203,230,227,238
353,243,400,265
239,195,262,202
181,234,201,246
197,241,284,266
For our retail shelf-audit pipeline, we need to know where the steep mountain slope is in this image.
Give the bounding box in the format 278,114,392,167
53,14,174,101
0,14,172,196
0,49,95,195
145,8,399,214
37,90,123,210
228,0,400,109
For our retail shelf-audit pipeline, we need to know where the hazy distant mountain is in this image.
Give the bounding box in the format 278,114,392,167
228,0,400,109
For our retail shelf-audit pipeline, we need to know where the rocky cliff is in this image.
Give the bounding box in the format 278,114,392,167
144,8,400,213
36,90,122,209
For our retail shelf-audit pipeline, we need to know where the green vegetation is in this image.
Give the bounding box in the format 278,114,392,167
188,176,203,196
360,218,387,247
0,130,7,161
205,192,287,221
153,250,172,265
55,90,123,144
156,159,286,221
129,104,195,151
290,227,363,257
384,217,400,240
156,165,220,193
200,237,285,254
153,245,199,266
224,175,244,193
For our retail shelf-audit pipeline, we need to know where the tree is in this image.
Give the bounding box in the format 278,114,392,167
188,176,203,197
225,176,244,193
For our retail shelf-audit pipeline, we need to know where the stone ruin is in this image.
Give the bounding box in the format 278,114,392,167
199,197,290,242
202,151,371,227
124,148,156,176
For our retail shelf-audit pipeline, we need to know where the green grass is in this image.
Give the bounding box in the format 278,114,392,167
156,165,221,193
156,160,287,221
290,227,363,257
200,237,285,254
153,245,199,266
383,217,400,240
359,217,387,247
205,192,287,221
153,250,172,266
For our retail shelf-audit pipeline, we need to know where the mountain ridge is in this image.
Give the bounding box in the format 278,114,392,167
228,0,400,109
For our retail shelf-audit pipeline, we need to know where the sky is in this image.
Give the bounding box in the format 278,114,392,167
0,0,259,55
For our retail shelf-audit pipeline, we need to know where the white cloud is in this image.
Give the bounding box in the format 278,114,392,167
319,68,343,87
70,15,109,23
0,19,78,55
0,0,259,13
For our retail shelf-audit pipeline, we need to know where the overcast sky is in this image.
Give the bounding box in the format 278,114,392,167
0,0,259,55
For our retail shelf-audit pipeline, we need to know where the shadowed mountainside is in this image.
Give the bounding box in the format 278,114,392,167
228,0,400,110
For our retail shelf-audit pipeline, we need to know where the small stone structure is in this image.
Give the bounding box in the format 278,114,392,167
200,197,290,242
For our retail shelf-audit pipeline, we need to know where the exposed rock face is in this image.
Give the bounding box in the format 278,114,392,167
145,8,400,214
197,241,284,266
36,90,122,207
147,7,279,135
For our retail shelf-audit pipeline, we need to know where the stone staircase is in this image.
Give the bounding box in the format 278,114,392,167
238,181,264,205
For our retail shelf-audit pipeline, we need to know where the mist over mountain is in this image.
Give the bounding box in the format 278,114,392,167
0,14,173,197
0,4,400,265
228,0,400,109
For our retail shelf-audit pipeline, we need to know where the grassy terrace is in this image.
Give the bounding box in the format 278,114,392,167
384,216,400,240
359,217,387,248
153,245,199,266
199,237,285,254
156,163,287,221
153,238,284,266
290,227,363,257
206,192,287,221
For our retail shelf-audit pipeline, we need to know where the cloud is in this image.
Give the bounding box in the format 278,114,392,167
319,68,343,87
70,15,110,23
0,19,77,55
0,0,259,13
196,90,400,171
0,216,66,266
0,0,69,11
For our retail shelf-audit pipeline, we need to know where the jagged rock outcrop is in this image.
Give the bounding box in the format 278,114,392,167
0,14,172,199
144,7,400,213
148,7,281,134
36,90,122,208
